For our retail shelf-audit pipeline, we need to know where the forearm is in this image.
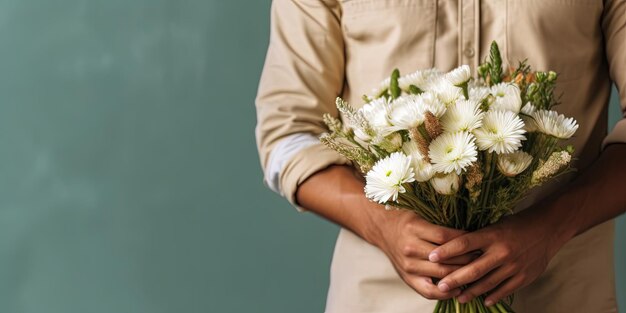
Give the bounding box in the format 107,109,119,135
295,165,391,245
536,144,626,244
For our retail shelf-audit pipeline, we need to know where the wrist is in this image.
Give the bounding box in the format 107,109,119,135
526,193,579,257
348,195,388,247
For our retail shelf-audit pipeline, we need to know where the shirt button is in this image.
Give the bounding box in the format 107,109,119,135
464,47,475,57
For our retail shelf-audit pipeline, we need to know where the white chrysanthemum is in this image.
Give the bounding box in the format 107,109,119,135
365,152,416,203
474,110,527,154
399,71,425,91
531,110,579,139
489,83,522,113
402,141,435,182
420,91,447,118
446,65,471,86
469,86,490,103
441,100,484,132
374,132,404,153
521,102,536,115
398,69,443,92
354,97,395,141
433,79,463,106
497,151,533,177
430,172,460,195
428,131,478,174
389,95,426,130
369,77,391,98
520,102,538,132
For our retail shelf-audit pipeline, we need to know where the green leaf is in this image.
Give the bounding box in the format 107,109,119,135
390,68,401,99
408,84,423,95
489,41,503,85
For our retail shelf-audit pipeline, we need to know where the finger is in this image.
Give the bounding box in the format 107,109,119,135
429,233,484,262
402,259,462,278
456,265,516,304
445,251,482,265
436,253,502,292
401,240,438,260
408,276,462,301
412,220,466,245
484,274,526,307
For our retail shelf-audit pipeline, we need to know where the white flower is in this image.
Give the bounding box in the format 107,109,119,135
521,102,536,115
497,151,533,177
365,152,416,203
428,131,478,174
520,102,538,132
446,65,471,86
441,99,484,132
430,172,460,195
375,132,404,153
389,95,426,130
469,86,490,103
354,97,395,141
420,91,447,118
474,110,527,154
399,69,444,92
402,141,435,182
433,79,463,106
369,77,391,98
531,110,579,139
489,83,522,113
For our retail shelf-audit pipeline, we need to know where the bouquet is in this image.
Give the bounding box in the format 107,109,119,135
320,42,578,313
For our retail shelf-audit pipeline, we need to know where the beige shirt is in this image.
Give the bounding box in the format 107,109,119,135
255,0,625,312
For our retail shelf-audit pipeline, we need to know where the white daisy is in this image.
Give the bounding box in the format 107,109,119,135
365,152,416,203
469,86,491,103
399,69,444,92
474,110,527,154
389,95,426,130
441,99,484,132
420,91,448,118
402,141,435,182
531,110,579,139
446,65,471,86
520,102,538,132
489,83,522,113
369,77,391,98
354,97,395,141
497,151,533,177
428,131,478,174
375,132,404,153
433,79,463,106
430,172,460,195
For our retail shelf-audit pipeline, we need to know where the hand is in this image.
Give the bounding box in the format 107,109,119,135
427,208,572,306
366,208,480,300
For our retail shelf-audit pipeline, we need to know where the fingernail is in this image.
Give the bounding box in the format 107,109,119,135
457,295,469,304
438,282,450,292
484,299,494,307
428,252,440,262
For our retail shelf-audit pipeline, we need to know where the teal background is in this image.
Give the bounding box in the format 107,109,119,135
0,1,622,312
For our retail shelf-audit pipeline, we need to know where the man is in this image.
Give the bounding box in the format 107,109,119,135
255,0,626,312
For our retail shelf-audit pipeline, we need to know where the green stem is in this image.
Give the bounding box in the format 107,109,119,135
496,303,508,313
434,300,442,313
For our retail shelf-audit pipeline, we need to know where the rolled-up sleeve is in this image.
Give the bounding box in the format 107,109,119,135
601,0,626,149
255,0,349,210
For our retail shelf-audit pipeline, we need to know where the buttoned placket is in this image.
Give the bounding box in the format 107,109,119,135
458,0,481,73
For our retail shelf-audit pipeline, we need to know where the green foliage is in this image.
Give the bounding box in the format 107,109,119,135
488,41,503,85
390,68,401,99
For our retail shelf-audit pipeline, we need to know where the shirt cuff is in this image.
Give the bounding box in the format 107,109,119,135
602,119,626,150
279,142,350,212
